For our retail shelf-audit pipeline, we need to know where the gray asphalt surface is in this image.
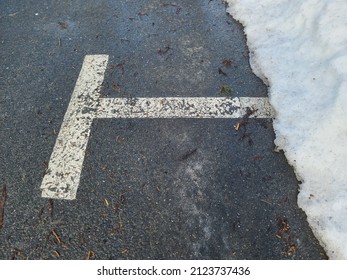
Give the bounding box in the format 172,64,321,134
0,0,327,259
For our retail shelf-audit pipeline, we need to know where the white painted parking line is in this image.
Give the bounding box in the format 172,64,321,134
41,55,109,200
41,55,275,200
97,97,274,119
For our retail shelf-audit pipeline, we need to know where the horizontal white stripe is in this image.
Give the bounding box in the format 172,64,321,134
97,97,275,119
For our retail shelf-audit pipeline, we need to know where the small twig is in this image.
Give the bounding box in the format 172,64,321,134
235,122,240,131
218,67,228,76
260,199,272,205
180,148,198,161
120,193,126,205
0,185,7,230
86,250,95,260
51,229,61,244
53,250,61,257
104,198,109,207
157,45,171,56
236,107,256,145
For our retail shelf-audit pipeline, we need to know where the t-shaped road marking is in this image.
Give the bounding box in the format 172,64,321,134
41,55,275,200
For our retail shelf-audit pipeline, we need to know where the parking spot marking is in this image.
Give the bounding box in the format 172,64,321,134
41,55,275,200
41,55,109,200
97,97,274,119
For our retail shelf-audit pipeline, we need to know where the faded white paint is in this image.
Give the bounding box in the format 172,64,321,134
97,97,274,119
41,55,109,200
41,55,275,200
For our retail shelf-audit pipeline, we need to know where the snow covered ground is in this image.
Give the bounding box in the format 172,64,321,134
226,0,347,259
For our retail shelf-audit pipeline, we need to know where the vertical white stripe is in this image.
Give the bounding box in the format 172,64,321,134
41,55,109,200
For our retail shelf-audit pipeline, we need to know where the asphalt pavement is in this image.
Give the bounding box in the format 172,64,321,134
0,0,327,259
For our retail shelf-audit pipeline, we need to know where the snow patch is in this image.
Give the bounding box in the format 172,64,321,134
226,0,347,259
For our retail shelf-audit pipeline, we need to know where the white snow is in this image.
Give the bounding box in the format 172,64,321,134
226,0,347,259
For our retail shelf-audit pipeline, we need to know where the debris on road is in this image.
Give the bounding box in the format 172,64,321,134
51,229,62,244
180,148,198,161
220,84,232,95
10,248,26,260
223,59,233,68
276,217,297,257
0,185,7,230
104,198,110,207
86,250,95,260
157,45,171,56
218,67,228,76
58,21,68,29
53,250,61,257
235,107,256,145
